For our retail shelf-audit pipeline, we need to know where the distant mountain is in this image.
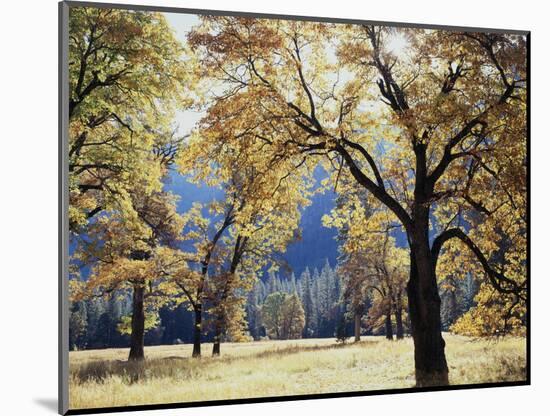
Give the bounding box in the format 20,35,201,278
163,172,224,213
283,189,337,276
164,169,338,278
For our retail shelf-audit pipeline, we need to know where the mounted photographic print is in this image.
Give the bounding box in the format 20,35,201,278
59,1,530,414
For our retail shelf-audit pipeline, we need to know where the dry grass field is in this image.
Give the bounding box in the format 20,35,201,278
69,334,526,410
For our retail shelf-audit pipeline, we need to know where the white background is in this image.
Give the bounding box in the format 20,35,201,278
0,0,547,414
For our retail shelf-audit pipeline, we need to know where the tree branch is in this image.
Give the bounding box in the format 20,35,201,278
335,142,412,232
431,228,526,300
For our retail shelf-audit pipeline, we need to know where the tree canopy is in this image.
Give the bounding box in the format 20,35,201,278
68,9,527,387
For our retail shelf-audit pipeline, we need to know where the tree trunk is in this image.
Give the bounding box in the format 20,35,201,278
407,232,449,387
395,292,404,340
354,311,361,342
212,320,222,356
192,305,202,357
449,288,458,327
128,284,145,361
385,307,393,340
212,339,220,356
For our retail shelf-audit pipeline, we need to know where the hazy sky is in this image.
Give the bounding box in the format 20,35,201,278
163,12,203,136
162,11,411,138
164,12,199,44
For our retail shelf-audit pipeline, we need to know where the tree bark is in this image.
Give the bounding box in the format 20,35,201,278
354,311,361,342
212,320,222,356
395,292,404,340
385,307,393,340
210,238,247,357
192,305,202,357
407,226,449,387
128,284,145,361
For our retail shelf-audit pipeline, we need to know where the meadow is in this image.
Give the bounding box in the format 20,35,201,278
69,334,527,410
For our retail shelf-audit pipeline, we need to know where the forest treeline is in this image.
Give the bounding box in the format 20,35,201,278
67,7,527,388
70,260,478,349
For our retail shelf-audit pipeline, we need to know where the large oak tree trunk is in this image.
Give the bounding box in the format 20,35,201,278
192,305,202,357
354,311,361,342
407,221,449,387
128,284,145,361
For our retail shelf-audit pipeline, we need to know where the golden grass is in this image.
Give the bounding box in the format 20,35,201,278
69,334,526,410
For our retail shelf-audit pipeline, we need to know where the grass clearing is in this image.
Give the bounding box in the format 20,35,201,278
69,334,526,410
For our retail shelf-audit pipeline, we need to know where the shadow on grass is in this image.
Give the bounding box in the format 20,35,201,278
72,339,384,384
248,339,381,361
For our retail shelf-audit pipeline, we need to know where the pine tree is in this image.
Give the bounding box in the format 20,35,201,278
311,268,321,337
267,271,278,294
85,297,105,348
294,272,303,298
246,282,264,339
335,314,349,344
300,268,314,337
69,301,88,350
281,276,290,293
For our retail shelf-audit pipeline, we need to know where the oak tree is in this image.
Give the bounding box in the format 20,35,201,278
189,18,527,385
68,7,191,231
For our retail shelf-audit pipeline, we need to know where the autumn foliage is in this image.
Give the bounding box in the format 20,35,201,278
68,6,527,389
